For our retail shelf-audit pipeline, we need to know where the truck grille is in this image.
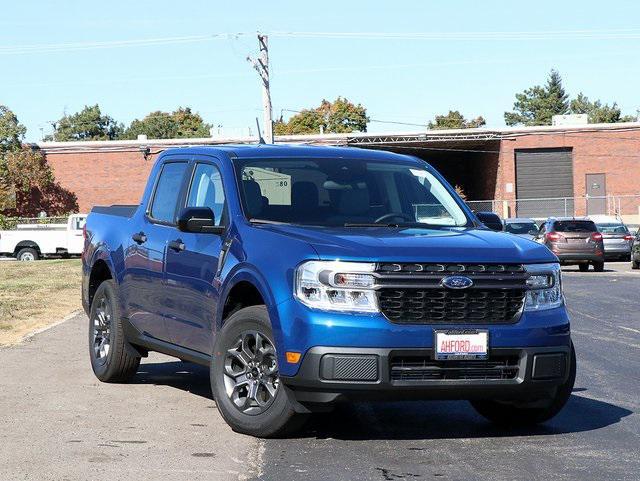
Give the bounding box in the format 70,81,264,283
390,355,520,381
375,263,527,325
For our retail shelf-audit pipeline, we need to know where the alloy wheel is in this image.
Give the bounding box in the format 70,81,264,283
92,295,112,364
223,330,279,415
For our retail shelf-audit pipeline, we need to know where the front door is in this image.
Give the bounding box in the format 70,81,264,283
586,173,606,215
121,160,190,342
164,160,228,354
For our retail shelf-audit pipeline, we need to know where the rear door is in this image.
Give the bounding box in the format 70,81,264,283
122,159,190,342
163,157,228,354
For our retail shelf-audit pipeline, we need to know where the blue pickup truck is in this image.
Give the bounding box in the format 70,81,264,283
82,144,575,437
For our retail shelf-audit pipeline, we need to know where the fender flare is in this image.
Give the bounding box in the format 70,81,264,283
216,264,283,335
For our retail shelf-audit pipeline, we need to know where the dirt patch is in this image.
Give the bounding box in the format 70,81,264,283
0,259,81,345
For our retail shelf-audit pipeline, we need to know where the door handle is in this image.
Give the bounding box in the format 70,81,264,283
132,232,147,244
168,239,185,252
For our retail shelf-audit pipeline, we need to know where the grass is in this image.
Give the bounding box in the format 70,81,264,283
0,259,82,345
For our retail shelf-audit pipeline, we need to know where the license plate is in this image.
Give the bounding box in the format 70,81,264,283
434,329,488,360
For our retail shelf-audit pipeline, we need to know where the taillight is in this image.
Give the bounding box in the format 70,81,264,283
591,232,603,242
546,232,563,242
624,234,633,241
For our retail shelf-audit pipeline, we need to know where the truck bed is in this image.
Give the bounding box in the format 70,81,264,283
91,205,138,218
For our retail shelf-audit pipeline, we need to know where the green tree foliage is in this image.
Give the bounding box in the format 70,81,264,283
47,104,123,141
428,110,486,130
569,93,635,124
122,107,212,139
275,97,369,135
504,70,569,126
0,105,26,155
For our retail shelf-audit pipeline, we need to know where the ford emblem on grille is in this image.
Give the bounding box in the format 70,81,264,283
441,275,474,289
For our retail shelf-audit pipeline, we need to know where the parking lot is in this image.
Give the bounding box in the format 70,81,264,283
1,262,638,481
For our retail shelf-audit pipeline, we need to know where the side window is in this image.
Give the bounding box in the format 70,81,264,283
150,162,188,223
186,163,226,226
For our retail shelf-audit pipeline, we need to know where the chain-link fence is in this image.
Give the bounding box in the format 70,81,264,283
467,195,640,225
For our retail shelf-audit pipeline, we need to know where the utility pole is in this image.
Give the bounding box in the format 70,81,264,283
247,34,273,143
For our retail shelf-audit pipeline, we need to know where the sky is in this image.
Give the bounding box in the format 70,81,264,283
2,0,640,141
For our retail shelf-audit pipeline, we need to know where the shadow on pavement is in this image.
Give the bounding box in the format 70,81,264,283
296,391,633,441
132,360,212,399
130,361,632,441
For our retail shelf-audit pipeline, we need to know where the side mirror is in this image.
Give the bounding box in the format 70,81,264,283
476,211,503,232
177,207,225,234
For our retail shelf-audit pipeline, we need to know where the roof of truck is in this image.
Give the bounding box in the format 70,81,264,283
160,143,422,163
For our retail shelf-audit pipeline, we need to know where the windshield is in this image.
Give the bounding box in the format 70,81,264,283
554,220,597,232
595,223,629,234
505,222,537,235
236,158,470,227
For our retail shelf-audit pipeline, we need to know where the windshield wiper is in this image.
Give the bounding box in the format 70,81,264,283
249,218,289,225
343,222,445,229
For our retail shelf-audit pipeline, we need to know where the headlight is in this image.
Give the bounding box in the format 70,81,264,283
524,263,563,311
295,261,379,312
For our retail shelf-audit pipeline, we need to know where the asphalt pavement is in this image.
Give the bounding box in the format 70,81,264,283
0,262,638,481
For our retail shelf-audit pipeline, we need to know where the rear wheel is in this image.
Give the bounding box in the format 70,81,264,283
16,247,38,261
211,305,307,438
578,263,589,272
593,261,605,272
470,343,576,427
88,280,140,382
632,259,640,269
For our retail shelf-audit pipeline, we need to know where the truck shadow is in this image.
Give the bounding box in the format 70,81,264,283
300,392,633,440
133,360,212,399
131,360,632,440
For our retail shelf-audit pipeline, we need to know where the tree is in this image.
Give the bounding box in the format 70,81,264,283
275,97,369,135
0,105,26,156
0,147,78,217
122,107,212,139
569,93,635,124
47,104,123,141
428,110,486,130
504,70,569,126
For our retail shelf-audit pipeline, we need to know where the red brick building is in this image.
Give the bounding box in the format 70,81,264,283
37,122,640,223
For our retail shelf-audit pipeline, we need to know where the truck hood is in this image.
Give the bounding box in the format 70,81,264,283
257,224,556,264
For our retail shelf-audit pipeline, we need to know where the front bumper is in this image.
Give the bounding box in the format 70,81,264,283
281,345,571,409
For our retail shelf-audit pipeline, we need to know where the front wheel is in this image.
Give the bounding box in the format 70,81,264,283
211,305,307,438
632,259,640,270
470,343,576,427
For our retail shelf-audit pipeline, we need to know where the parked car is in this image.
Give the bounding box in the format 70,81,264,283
82,145,575,437
590,215,634,261
632,227,640,269
0,214,87,261
535,217,604,271
504,218,539,240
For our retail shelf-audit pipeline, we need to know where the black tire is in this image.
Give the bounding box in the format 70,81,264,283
211,305,307,438
470,343,576,427
632,259,640,270
88,280,140,382
16,247,39,261
593,261,605,272
578,263,589,272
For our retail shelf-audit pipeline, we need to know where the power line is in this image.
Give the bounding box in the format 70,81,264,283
2,27,640,56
